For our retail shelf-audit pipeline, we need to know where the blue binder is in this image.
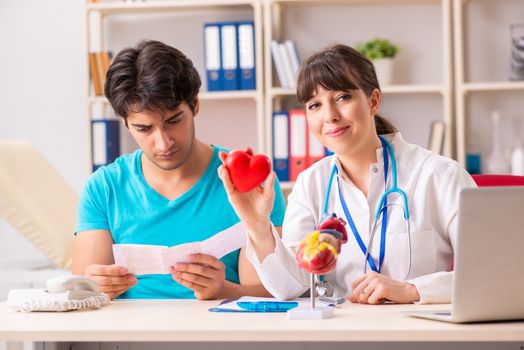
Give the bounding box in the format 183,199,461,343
272,111,290,181
91,119,120,172
237,21,256,90
220,22,239,91
204,22,222,91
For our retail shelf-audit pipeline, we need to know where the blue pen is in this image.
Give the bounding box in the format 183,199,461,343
237,301,299,312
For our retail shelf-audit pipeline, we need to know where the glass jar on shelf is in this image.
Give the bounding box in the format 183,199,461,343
484,111,510,174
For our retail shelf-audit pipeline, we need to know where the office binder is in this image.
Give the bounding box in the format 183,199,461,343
278,42,295,88
270,40,290,88
284,40,300,82
238,21,256,90
272,111,289,181
307,126,325,167
204,23,222,91
221,22,239,90
92,119,120,172
289,109,308,181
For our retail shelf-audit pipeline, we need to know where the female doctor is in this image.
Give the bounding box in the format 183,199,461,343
218,44,476,304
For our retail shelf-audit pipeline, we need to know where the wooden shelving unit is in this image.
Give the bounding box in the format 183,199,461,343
84,0,264,172
453,0,524,166
263,0,454,177
83,0,524,182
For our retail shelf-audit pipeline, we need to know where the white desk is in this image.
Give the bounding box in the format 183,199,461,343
0,300,523,342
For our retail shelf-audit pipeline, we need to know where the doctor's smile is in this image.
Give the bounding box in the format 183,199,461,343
325,125,351,137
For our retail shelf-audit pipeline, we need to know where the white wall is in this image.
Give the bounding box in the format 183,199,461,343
0,0,88,193
0,0,87,267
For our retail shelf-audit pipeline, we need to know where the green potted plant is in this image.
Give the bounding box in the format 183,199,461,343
356,38,400,86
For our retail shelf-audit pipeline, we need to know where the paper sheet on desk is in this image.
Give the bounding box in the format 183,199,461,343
112,222,247,275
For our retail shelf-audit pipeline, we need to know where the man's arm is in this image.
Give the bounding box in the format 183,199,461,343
234,225,283,298
72,230,114,274
72,230,137,299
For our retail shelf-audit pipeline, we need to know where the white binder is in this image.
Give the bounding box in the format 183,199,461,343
284,40,300,81
278,42,295,88
238,21,256,90
271,40,290,88
204,23,222,91
221,23,239,90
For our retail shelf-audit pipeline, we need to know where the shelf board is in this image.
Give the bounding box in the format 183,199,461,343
88,96,108,105
269,84,443,98
199,90,259,100
461,81,524,93
269,88,296,97
381,84,443,94
88,91,258,105
86,0,256,14
267,0,440,5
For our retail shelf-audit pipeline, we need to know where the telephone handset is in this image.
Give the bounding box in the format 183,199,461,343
7,275,110,312
46,275,100,294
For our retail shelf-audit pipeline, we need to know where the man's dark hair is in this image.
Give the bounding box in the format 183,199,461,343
105,40,201,123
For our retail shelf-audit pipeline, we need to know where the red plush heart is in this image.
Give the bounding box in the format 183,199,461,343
223,148,271,192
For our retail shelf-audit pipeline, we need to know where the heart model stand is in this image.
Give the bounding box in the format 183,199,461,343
287,214,348,320
287,273,334,320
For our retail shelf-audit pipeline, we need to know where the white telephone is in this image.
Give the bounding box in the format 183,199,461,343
7,275,110,312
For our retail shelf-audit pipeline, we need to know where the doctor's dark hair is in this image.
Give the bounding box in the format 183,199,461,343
105,40,201,124
296,44,397,135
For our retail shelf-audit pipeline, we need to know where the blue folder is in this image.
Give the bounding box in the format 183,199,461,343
204,22,222,91
272,111,290,181
91,119,120,172
237,21,256,90
220,22,239,90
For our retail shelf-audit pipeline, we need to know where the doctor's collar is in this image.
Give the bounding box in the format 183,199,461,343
374,132,405,163
332,132,403,181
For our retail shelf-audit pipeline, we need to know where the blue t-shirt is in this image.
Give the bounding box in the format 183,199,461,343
76,145,286,299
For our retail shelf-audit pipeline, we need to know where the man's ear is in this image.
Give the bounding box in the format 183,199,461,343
193,96,200,116
369,88,381,115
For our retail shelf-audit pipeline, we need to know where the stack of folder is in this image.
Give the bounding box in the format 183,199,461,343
88,51,112,96
91,102,120,172
204,21,256,91
273,110,329,182
270,39,300,89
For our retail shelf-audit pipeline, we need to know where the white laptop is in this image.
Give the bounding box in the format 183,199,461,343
409,187,524,323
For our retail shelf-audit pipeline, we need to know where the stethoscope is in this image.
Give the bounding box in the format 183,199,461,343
317,136,412,297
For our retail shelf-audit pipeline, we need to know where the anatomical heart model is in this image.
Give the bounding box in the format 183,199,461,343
289,213,348,319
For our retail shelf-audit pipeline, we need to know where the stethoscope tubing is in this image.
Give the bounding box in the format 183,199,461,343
322,135,412,281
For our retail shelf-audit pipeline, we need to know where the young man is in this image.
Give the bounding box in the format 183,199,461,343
72,40,286,300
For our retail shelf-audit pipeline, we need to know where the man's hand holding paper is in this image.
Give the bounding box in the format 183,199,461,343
112,222,247,299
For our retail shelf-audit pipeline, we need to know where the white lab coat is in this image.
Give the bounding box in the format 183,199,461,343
246,133,477,304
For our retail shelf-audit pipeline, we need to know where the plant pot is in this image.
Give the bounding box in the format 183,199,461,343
373,58,394,86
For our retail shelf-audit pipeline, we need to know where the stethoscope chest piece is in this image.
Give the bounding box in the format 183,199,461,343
316,280,334,297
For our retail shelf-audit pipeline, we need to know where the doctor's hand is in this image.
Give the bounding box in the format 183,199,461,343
217,151,275,235
170,254,229,300
84,264,137,299
348,271,420,305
